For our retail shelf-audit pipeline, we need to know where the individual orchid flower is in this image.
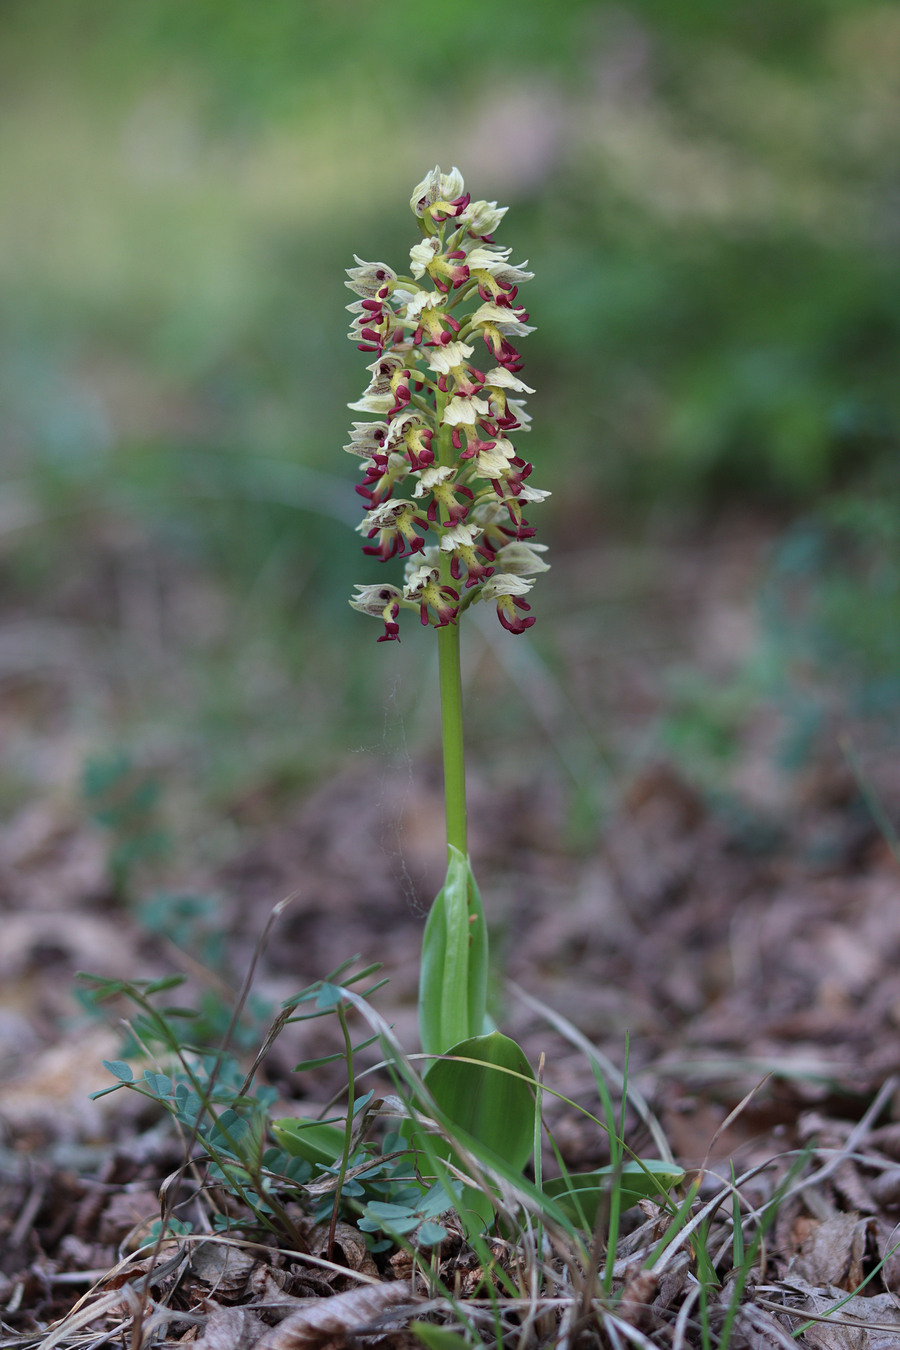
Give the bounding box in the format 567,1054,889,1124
440,522,496,589
480,572,536,634
410,166,468,223
357,499,429,561
344,256,397,299
411,240,470,293
344,421,389,457
349,583,405,643
426,342,475,376
494,540,550,575
442,392,491,427
458,197,508,237
403,564,459,628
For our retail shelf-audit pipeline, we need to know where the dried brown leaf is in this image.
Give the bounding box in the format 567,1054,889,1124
98,1189,160,1247
256,1281,416,1350
650,1250,690,1316
189,1241,260,1300
868,1124,900,1161
830,1162,879,1217
790,1214,875,1291
617,1266,659,1331
873,1219,900,1294
736,1303,802,1350
103,1243,187,1292
306,1222,378,1280
249,1264,336,1304
869,1168,900,1208
193,1303,268,1350
773,1286,900,1350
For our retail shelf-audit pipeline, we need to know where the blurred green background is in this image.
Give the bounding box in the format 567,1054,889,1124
2,0,898,853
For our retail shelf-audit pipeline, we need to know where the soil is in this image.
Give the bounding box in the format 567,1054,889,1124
2,512,899,1347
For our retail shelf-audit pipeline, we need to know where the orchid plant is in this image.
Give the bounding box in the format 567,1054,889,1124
90,169,681,1252
342,166,548,1210
335,175,680,1238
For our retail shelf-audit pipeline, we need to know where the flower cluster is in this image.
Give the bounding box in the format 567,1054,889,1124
346,167,548,642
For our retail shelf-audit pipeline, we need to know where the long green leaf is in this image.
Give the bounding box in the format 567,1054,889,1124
418,849,488,1057
543,1160,685,1228
411,1323,475,1350
271,1117,346,1167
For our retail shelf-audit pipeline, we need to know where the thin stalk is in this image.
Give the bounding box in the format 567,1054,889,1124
435,395,468,860
326,1000,358,1260
437,621,467,857
533,1052,545,1265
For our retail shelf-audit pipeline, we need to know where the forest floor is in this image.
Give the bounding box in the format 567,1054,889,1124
2,511,900,1348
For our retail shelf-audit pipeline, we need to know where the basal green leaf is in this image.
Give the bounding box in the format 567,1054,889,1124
411,1320,475,1350
419,849,488,1057
424,1031,534,1171
271,1116,345,1167
543,1160,685,1228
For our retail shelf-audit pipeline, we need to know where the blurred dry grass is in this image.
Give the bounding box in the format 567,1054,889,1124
0,0,898,832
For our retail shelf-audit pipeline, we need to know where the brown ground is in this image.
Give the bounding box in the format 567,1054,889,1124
2,513,899,1347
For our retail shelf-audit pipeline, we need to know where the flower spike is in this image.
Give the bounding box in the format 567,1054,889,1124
345,168,548,638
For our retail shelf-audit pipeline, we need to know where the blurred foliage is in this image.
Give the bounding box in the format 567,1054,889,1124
136,891,227,971
654,483,900,807
1,0,898,813
760,489,900,766
83,750,170,897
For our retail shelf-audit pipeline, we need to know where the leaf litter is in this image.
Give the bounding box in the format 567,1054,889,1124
3,516,900,1346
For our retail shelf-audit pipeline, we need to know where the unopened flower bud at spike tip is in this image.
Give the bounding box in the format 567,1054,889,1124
410,166,466,219
344,167,547,640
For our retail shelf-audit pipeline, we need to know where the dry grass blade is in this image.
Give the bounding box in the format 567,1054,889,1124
773,1075,897,1212
756,1294,900,1337
508,982,673,1163
35,1288,140,1350
36,1247,188,1350
698,1073,773,1175
601,1309,659,1348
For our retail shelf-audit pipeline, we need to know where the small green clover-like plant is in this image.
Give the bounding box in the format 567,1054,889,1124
271,1114,454,1252
83,750,169,899
136,891,227,973
85,964,469,1254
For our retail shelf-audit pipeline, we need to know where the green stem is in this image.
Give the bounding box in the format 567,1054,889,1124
438,620,467,858
433,387,468,861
